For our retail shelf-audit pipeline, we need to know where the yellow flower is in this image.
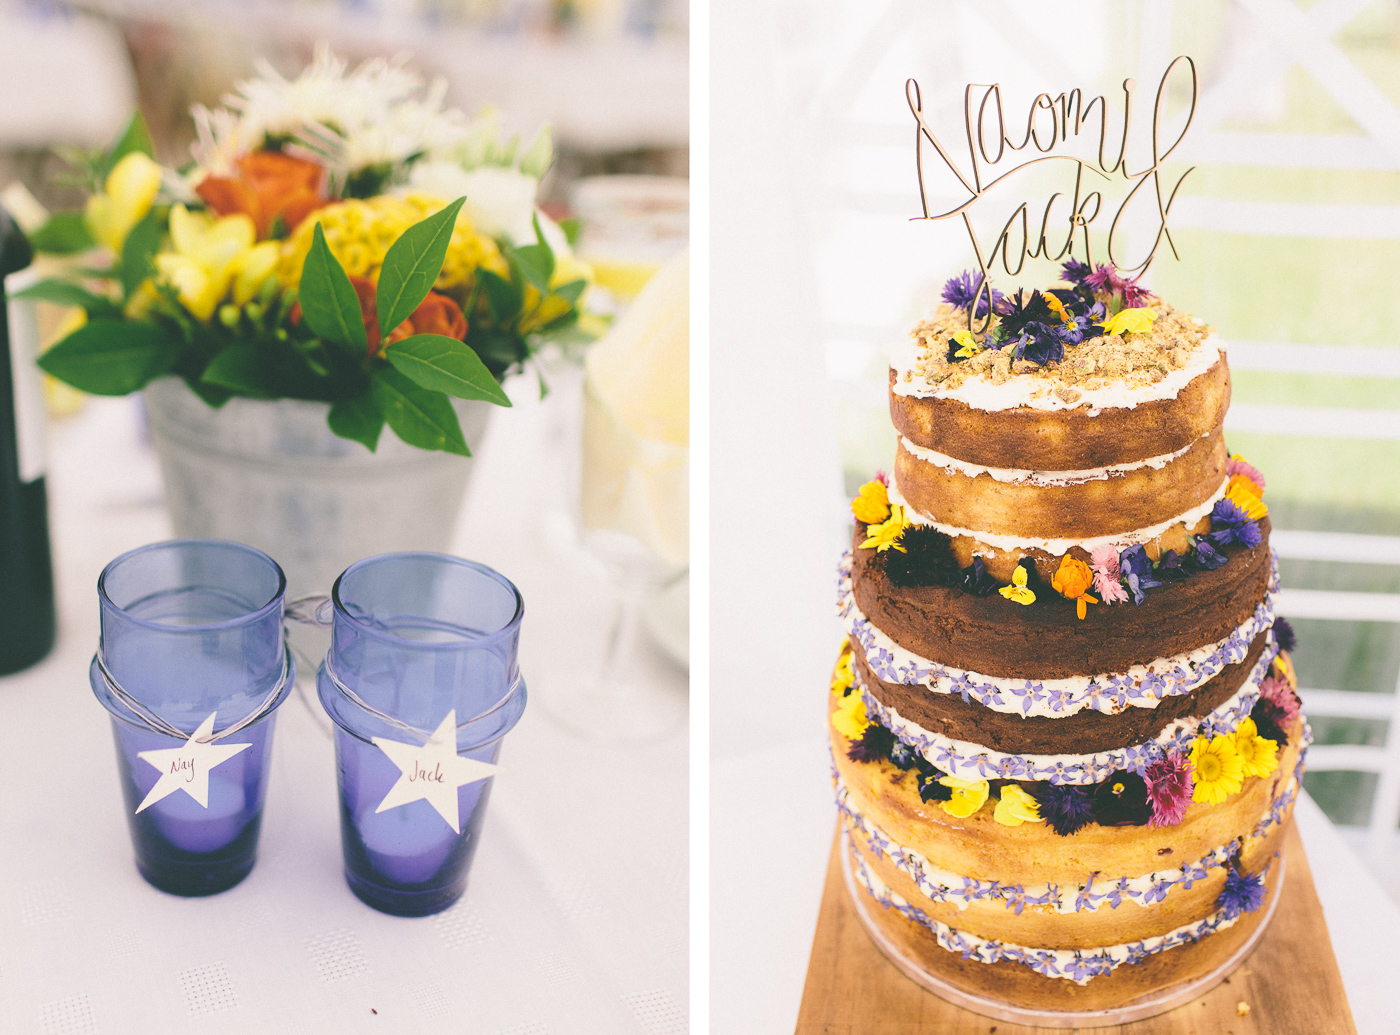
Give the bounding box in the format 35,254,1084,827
280,193,506,294
84,152,163,253
832,690,869,740
851,479,890,524
1042,292,1075,326
1226,478,1268,520
860,505,909,553
1234,718,1280,779
230,241,281,305
939,776,989,818
1050,555,1097,620
1099,307,1158,338
950,329,983,358
831,643,855,696
993,784,1044,826
1272,651,1297,690
153,205,257,321
999,564,1036,605
1190,734,1244,805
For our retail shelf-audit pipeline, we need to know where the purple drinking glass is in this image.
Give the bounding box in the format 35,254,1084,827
316,552,526,917
91,539,291,896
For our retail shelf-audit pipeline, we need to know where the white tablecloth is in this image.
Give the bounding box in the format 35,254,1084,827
0,383,688,1034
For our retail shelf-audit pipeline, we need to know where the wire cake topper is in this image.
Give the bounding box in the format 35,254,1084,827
908,55,1197,330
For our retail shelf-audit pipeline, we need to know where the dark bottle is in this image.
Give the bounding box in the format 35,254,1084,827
0,203,55,674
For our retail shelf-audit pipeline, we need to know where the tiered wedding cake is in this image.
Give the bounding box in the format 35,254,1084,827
831,261,1308,1012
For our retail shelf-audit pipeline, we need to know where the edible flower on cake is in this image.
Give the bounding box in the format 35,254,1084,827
998,563,1036,605
1144,750,1195,828
1216,866,1266,919
1098,306,1158,338
1234,718,1280,779
1190,733,1245,805
1050,555,1098,619
851,478,891,524
860,505,909,552
938,775,989,818
831,642,855,695
832,688,870,740
993,785,1044,826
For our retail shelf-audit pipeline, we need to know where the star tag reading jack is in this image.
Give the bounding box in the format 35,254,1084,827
135,712,252,813
372,711,500,834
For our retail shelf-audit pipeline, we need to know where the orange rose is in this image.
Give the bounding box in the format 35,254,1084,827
196,151,328,240
292,276,468,357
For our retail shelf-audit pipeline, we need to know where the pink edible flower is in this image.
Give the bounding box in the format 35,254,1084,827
874,470,889,486
1259,675,1300,725
1144,751,1195,828
1226,455,1266,492
1089,544,1128,604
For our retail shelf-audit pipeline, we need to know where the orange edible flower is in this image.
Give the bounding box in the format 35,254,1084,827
1051,555,1098,620
851,480,890,524
1226,472,1264,500
196,150,329,240
1225,478,1268,520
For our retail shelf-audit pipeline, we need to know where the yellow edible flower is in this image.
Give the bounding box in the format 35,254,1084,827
1190,734,1244,805
1050,555,1098,620
1099,307,1158,338
831,689,869,740
1226,477,1268,520
84,152,163,253
831,643,855,696
993,784,1044,827
230,240,281,306
1042,292,1075,326
999,564,1036,605
950,329,983,358
1272,651,1297,690
939,776,990,819
1234,718,1280,779
860,505,909,553
154,205,257,321
851,479,890,524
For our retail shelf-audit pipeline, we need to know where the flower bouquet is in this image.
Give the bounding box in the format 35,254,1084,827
22,47,594,456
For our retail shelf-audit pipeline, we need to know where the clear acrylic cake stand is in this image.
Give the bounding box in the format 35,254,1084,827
840,834,1287,1029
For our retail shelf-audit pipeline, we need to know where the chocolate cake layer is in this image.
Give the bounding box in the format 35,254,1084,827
893,428,1227,539
889,354,1231,470
849,518,1273,680
853,630,1269,757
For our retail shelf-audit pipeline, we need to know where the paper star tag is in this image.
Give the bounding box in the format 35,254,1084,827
135,713,252,814
372,711,500,834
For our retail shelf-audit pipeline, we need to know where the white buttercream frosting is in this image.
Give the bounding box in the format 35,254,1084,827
899,433,1206,488
890,333,1222,412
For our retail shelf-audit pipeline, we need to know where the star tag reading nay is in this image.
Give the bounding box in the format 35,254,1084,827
135,712,252,813
372,711,500,834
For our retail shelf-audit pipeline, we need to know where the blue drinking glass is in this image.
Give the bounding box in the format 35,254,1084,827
317,553,526,917
91,539,292,896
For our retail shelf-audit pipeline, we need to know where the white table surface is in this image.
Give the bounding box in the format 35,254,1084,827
0,381,688,1035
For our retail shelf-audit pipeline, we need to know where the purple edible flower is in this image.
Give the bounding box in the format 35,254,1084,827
889,740,919,770
1031,783,1095,836
917,773,953,803
1191,539,1229,571
1144,750,1194,828
1120,278,1155,308
1091,771,1153,826
1209,499,1263,550
1156,549,1192,582
1273,617,1297,653
847,722,895,764
1216,868,1266,919
1119,544,1161,604
1085,263,1126,295
1060,258,1092,285
959,557,997,596
1250,698,1289,746
942,270,1003,318
995,290,1055,337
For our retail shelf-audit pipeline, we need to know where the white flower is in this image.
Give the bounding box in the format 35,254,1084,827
407,161,539,243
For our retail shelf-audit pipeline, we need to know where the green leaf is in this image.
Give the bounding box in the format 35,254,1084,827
120,210,162,300
298,223,367,357
184,377,231,408
328,389,385,451
99,112,156,178
477,268,522,323
511,243,554,292
376,197,466,338
37,319,179,395
370,366,470,456
384,334,512,406
199,345,280,398
551,278,587,307
28,213,94,255
11,278,121,318
558,217,581,248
